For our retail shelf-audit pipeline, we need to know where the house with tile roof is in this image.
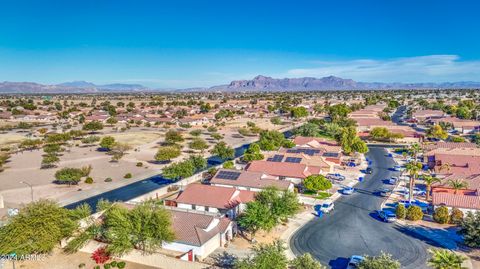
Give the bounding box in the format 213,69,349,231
264,149,335,173
424,148,480,175
245,160,321,184
429,117,480,134
162,210,233,260
432,191,480,215
210,169,294,192
166,184,255,219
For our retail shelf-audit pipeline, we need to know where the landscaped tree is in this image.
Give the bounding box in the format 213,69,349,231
238,187,300,238
448,179,469,194
82,121,104,132
427,249,467,269
290,107,309,119
81,135,100,146
422,174,441,201
243,143,264,162
162,160,196,180
164,129,184,144
258,130,287,151
154,146,181,162
290,253,326,269
396,204,406,219
223,161,235,169
426,125,448,140
188,155,207,171
458,211,480,248
106,117,118,125
211,141,235,160
100,136,116,150
54,167,85,185
340,127,368,154
189,137,209,152
303,175,332,193
0,200,82,255
103,201,175,255
189,129,202,137
405,161,423,202
450,208,464,224
294,123,320,137
328,103,351,122
433,206,450,224
358,252,400,269
234,240,288,269
370,127,390,140
43,143,62,155
406,205,424,221
270,117,282,125
110,142,131,162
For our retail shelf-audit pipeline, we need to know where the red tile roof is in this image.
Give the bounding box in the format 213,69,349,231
432,192,480,210
423,142,478,151
170,210,231,246
174,184,255,209
210,169,292,190
245,160,321,179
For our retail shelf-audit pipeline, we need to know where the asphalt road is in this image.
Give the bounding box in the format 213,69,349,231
290,147,430,269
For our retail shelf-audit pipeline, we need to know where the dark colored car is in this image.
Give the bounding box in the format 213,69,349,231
365,167,373,174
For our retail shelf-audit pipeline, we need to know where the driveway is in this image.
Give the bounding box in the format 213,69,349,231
290,147,431,269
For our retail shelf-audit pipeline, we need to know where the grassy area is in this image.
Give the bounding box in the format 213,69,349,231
302,190,332,199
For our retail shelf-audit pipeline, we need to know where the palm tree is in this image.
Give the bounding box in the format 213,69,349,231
405,161,422,202
423,174,441,201
428,249,467,269
447,179,469,194
408,143,422,159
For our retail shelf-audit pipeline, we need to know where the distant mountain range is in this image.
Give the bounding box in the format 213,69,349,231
1,76,480,93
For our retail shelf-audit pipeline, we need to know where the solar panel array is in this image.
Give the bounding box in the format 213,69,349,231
286,148,321,156
267,154,284,162
323,152,339,157
216,170,241,180
285,157,302,163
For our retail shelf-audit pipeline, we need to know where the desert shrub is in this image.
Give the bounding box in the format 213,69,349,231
110,261,117,267
104,264,111,269
104,177,113,182
84,177,94,184
433,206,450,224
124,173,132,179
406,205,423,221
395,204,406,219
117,262,126,269
136,162,143,167
450,208,464,224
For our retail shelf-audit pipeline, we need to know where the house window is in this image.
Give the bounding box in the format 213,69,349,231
192,204,196,210
205,206,209,212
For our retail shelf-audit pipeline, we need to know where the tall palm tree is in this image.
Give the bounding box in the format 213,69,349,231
447,179,469,194
423,174,441,201
408,143,422,159
428,249,467,269
405,161,423,202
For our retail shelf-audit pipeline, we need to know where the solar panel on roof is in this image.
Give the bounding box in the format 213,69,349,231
323,152,339,157
285,157,302,163
216,171,241,180
270,154,284,162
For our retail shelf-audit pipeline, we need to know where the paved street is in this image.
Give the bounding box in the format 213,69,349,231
290,147,430,269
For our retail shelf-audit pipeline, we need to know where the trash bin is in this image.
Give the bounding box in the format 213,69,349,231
359,177,364,182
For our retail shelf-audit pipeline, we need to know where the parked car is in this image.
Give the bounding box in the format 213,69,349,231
379,188,392,197
377,210,396,222
406,187,426,196
393,165,405,172
327,173,346,181
343,186,354,195
388,177,399,185
365,167,373,174
398,200,429,212
319,199,334,213
347,255,365,268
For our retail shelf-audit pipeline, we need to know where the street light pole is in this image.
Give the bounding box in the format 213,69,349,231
20,181,33,202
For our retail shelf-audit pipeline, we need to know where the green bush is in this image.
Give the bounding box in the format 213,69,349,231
104,177,113,182
110,261,117,267
406,205,423,221
94,266,100,269
104,264,111,269
395,204,406,219
124,173,132,179
433,206,450,224
136,162,143,167
117,262,126,269
450,208,464,224
84,177,94,184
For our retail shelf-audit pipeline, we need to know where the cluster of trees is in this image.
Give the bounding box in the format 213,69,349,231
303,175,332,193
426,125,448,140
290,107,309,119
234,240,325,269
99,136,132,161
258,130,294,151
419,98,479,120
210,141,235,160
369,127,404,142
238,187,300,238
54,165,92,185
162,155,207,180
243,143,264,162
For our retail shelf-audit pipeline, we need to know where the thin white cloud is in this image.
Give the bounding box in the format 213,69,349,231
287,55,480,82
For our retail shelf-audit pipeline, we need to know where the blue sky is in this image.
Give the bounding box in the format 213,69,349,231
1,0,480,88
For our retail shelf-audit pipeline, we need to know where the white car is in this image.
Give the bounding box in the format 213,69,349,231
347,255,365,268
343,186,354,195
319,199,334,213
393,165,405,171
388,177,399,185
